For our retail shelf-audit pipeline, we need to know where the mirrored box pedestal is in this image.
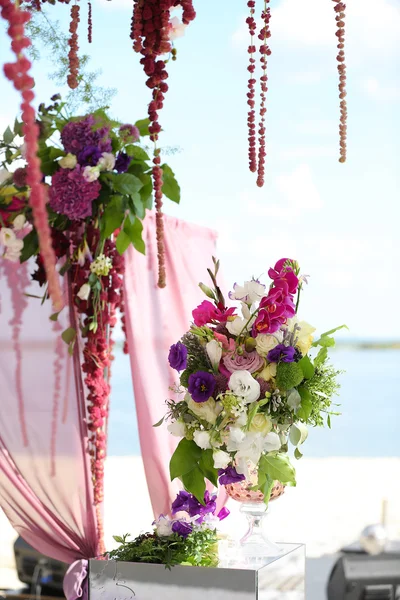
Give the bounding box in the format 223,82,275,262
89,542,305,600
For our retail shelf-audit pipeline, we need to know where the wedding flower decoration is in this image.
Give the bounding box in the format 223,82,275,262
160,257,345,503
108,490,228,569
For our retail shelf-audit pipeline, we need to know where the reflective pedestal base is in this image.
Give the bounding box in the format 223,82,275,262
89,543,305,600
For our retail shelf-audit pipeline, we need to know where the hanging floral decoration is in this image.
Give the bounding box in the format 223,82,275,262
333,0,347,163
0,99,180,553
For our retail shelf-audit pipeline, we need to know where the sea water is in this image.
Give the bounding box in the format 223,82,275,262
107,348,400,457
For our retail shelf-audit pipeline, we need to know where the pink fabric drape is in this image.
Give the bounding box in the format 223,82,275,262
0,260,99,564
124,213,226,517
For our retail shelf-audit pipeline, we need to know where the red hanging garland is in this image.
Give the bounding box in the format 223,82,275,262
87,0,92,43
67,3,80,89
256,0,271,188
333,0,347,163
246,1,257,174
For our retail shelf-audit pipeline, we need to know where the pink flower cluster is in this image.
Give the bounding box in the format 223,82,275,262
192,300,236,327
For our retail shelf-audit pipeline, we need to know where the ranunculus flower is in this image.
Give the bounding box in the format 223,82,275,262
250,413,273,434
186,395,221,424
255,333,282,357
193,429,211,450
168,342,188,371
167,420,186,437
268,258,299,295
229,279,266,305
206,339,222,370
286,316,316,356
172,520,193,538
188,371,216,403
218,466,246,485
83,166,100,182
229,370,260,403
0,227,16,246
258,362,277,382
213,449,231,470
77,283,91,301
267,344,296,363
12,214,26,231
223,349,264,374
192,300,236,327
59,153,78,169
98,152,116,172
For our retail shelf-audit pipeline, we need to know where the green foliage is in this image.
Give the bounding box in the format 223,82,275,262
303,363,342,427
20,229,39,263
161,164,180,203
108,528,219,569
296,387,313,421
169,440,218,502
180,333,212,386
135,118,151,137
276,362,304,390
259,453,296,487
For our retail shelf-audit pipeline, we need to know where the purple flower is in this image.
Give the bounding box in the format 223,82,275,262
120,124,140,142
77,145,102,167
218,466,246,486
171,490,218,523
171,491,191,514
188,371,216,403
217,507,230,521
223,350,264,374
61,116,112,156
115,152,131,173
168,342,188,372
267,344,296,363
172,520,193,538
49,166,100,220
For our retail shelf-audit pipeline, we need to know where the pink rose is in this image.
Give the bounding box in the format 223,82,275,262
222,350,264,374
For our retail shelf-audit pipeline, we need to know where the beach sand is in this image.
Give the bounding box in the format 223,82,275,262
1,457,400,590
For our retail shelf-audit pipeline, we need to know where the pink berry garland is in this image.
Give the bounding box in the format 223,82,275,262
256,0,271,188
246,0,257,174
1,0,63,311
333,0,347,163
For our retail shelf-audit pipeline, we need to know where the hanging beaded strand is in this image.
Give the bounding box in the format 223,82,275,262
87,0,92,43
256,0,271,188
67,2,80,89
333,0,347,163
246,0,257,173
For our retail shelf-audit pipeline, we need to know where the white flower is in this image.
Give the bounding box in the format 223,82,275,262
229,279,265,305
258,362,277,382
286,316,316,356
186,395,222,425
235,411,248,427
167,420,186,438
77,283,91,301
256,333,282,357
59,153,77,169
3,237,23,262
235,433,265,477
287,388,301,410
0,228,16,246
19,143,26,159
226,316,246,336
250,414,273,435
0,168,11,185
154,515,173,537
193,430,211,450
169,16,187,40
213,449,231,470
263,432,281,452
226,427,246,452
98,152,116,172
12,214,26,231
229,370,260,404
90,254,112,277
206,339,222,370
83,166,100,183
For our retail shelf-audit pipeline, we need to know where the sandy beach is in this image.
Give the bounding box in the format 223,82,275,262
1,456,400,590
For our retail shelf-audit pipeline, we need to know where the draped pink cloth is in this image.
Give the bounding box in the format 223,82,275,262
0,260,99,564
124,213,226,517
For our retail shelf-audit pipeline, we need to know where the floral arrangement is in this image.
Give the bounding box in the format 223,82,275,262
0,97,179,552
109,490,228,569
246,0,347,187
161,258,345,503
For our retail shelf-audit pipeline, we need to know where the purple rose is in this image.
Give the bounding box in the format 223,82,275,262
267,344,296,363
188,371,216,403
168,342,188,371
223,350,264,374
77,145,102,167
172,520,193,538
115,152,131,173
218,466,246,486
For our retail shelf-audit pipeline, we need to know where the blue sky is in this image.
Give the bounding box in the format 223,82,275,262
1,0,399,338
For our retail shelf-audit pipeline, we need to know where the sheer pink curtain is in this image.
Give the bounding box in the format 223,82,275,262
124,213,224,517
0,260,99,564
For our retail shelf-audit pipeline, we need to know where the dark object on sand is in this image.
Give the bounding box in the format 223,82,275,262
13,537,66,596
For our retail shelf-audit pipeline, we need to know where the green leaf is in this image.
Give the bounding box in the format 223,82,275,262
260,473,274,506
105,172,143,196
134,118,150,137
49,312,60,322
20,229,39,263
314,346,328,366
276,362,304,391
124,217,145,254
153,416,165,428
198,449,218,487
113,535,124,544
182,466,206,504
294,448,303,460
313,325,348,347
161,164,180,204
289,422,308,446
327,414,331,429
169,438,202,481
101,195,124,240
259,453,296,486
317,336,335,348
139,180,153,210
61,327,77,345
298,355,315,379
3,126,14,145
115,229,131,255
14,119,23,137
297,387,313,421
126,145,150,161
49,147,65,161
129,192,145,219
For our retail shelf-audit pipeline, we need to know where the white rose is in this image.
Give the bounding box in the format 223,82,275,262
229,370,260,404
256,333,282,357
12,214,26,231
287,316,316,356
0,168,11,185
229,279,265,305
262,432,281,452
206,339,222,370
167,420,186,438
213,449,231,470
226,427,246,452
59,153,77,169
77,283,91,301
155,515,173,537
98,152,116,172
193,430,211,450
186,395,222,425
83,166,100,182
0,228,16,246
258,362,277,382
